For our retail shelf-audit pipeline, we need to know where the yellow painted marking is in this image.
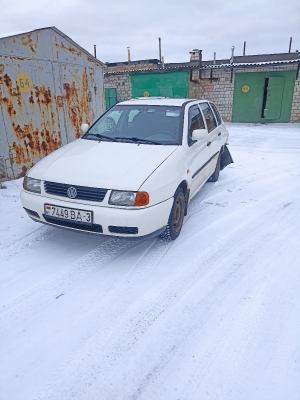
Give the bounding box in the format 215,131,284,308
143,91,150,97
242,84,250,93
17,72,32,93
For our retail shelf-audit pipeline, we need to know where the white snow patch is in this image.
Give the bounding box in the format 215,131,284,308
0,123,300,400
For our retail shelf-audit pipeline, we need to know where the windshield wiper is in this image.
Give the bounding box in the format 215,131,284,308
114,136,161,145
83,133,119,142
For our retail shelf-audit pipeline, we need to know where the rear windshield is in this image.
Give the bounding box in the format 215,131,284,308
83,105,183,145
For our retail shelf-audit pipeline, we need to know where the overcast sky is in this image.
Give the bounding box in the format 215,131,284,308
0,0,299,63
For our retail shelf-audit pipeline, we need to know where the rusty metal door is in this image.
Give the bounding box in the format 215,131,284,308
0,102,13,179
0,57,65,178
60,65,100,140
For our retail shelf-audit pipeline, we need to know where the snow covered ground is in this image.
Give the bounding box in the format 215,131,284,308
1,123,300,400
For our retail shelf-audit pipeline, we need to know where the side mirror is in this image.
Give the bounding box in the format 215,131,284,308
80,123,89,133
192,128,208,142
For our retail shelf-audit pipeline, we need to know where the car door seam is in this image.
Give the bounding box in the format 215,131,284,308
192,151,219,179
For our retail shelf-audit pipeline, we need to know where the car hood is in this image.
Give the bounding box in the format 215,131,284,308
29,139,178,190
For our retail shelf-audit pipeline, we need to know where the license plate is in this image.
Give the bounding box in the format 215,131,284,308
44,204,93,225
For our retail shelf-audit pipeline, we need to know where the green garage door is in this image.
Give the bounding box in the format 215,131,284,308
232,71,296,123
105,88,117,110
132,71,189,98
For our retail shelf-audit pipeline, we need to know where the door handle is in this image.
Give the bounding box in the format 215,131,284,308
207,141,211,146
218,132,221,136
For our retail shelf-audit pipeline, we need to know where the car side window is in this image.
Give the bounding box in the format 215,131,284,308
188,105,205,146
210,102,222,125
199,102,217,132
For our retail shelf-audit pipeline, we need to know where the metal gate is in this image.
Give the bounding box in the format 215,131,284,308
131,71,189,98
232,71,296,123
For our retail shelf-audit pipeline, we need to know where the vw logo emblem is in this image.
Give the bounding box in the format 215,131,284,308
67,186,77,199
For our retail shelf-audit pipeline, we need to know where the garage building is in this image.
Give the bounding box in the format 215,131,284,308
0,27,105,180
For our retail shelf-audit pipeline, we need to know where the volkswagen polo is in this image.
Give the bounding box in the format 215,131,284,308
21,98,233,240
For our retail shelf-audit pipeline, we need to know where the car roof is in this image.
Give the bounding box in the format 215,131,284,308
117,98,209,107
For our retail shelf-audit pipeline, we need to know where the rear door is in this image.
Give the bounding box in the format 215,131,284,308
199,102,219,176
186,104,211,196
210,101,228,148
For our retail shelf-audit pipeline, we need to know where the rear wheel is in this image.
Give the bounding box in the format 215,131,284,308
208,153,221,182
160,188,185,240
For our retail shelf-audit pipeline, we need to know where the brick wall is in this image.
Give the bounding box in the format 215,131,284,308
189,69,234,122
104,73,132,103
291,71,300,122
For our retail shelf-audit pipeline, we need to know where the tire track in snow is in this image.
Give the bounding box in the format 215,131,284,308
34,201,291,400
187,162,298,220
33,237,174,400
0,237,142,335
131,205,298,400
96,202,298,400
1,225,56,260
177,207,300,400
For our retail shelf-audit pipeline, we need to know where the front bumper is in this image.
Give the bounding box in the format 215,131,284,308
20,190,173,238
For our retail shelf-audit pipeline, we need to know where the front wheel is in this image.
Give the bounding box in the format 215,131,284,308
160,188,185,240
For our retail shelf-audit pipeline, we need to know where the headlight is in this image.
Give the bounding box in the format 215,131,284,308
23,176,41,194
109,190,149,206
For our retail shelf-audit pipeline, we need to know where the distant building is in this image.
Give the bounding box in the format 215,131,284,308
104,51,300,124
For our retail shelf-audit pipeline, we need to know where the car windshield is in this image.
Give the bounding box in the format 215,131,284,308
82,104,183,145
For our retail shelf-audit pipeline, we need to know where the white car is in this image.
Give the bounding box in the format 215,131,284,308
21,98,233,240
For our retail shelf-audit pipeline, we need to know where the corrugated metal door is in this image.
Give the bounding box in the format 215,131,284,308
0,103,13,179
60,65,98,139
263,77,285,119
0,57,64,178
132,71,188,98
159,87,173,97
93,67,105,117
232,71,296,123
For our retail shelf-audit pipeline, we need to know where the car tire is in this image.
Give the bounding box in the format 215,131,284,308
208,153,221,182
160,188,185,240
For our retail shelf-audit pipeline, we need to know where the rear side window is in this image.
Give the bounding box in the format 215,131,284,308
199,102,217,132
188,105,205,146
210,102,222,125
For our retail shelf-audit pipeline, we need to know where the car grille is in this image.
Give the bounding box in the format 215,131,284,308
108,226,138,234
43,215,103,233
44,181,108,202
